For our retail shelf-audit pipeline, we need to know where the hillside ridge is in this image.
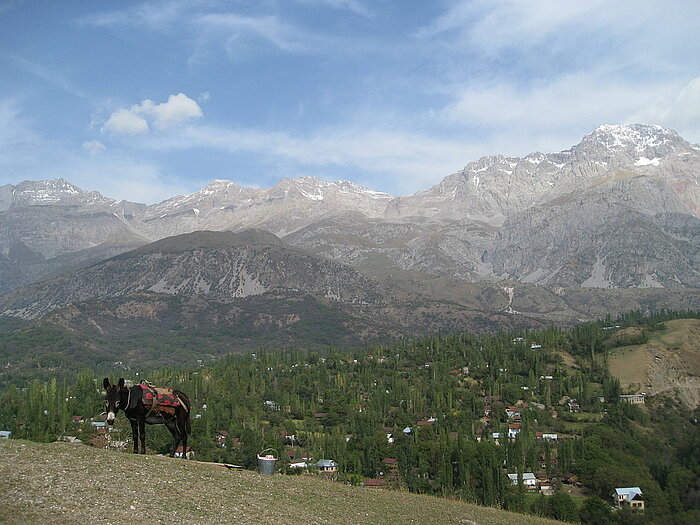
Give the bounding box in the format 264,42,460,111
0,439,563,525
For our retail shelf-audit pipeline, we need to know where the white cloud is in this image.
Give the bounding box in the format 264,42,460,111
418,0,609,50
81,140,107,155
294,0,372,17
134,93,203,129
627,76,700,139
444,73,663,129
103,108,149,135
67,157,189,204
101,93,202,135
134,123,473,194
195,13,317,53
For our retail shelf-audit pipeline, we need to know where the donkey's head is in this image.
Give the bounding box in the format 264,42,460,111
103,377,126,425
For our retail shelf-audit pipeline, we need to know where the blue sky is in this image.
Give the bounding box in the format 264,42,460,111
1,0,699,203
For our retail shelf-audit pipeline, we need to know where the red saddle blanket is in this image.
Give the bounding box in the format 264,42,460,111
138,384,181,408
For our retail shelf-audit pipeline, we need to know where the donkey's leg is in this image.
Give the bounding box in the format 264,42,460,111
164,418,181,458
138,419,146,454
129,419,139,454
178,414,189,460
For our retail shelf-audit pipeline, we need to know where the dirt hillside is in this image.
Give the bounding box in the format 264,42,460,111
0,439,563,525
608,319,700,407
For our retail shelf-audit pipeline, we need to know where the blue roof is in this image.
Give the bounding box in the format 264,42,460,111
614,487,643,500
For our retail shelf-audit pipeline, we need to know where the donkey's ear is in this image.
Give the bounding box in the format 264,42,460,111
103,378,111,390
118,378,125,388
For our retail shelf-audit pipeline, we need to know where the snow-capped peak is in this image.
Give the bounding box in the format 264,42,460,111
584,123,681,153
10,178,109,207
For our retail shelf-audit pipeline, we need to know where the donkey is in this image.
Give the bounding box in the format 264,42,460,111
103,378,192,458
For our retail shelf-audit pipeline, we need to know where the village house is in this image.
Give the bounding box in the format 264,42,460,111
536,432,559,441
505,406,521,419
562,473,581,486
613,487,644,511
363,478,385,488
540,484,555,495
263,400,280,411
280,430,297,445
0,430,11,439
566,399,580,413
382,458,399,476
620,394,646,405
508,423,522,439
216,429,229,447
316,459,338,473
175,446,194,459
507,472,537,488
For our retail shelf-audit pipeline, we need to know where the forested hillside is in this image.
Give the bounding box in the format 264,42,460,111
1,310,698,524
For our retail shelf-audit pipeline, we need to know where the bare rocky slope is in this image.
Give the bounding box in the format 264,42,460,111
0,124,698,317
0,231,546,364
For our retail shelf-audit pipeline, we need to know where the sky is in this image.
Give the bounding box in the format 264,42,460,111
1,0,699,203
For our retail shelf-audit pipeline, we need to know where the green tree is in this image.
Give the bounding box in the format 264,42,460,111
547,492,578,522
580,497,612,525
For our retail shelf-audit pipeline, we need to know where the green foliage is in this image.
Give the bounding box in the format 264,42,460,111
0,309,698,524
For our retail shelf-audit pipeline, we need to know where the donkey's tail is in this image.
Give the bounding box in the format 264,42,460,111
175,390,192,436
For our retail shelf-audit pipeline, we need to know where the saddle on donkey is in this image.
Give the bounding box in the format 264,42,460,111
130,381,187,415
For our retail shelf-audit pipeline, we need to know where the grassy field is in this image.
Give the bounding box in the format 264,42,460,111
0,439,565,525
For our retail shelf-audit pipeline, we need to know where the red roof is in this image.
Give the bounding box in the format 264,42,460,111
363,479,385,487
382,458,398,465
508,424,522,429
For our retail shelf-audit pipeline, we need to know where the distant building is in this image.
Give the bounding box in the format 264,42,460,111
620,394,645,405
363,478,385,488
508,424,522,438
0,430,10,439
613,487,644,511
316,459,338,473
175,446,194,459
507,473,537,488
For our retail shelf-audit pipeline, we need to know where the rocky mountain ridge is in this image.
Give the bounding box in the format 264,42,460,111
0,124,698,295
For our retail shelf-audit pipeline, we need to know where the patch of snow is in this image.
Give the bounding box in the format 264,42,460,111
192,208,200,216
472,175,480,188
634,157,660,166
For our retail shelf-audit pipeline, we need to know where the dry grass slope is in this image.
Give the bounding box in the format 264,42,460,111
0,439,564,525
608,319,700,407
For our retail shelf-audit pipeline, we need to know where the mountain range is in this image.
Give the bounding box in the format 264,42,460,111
0,124,698,349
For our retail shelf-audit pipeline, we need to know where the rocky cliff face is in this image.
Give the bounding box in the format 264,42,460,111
0,230,386,319
0,124,697,296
